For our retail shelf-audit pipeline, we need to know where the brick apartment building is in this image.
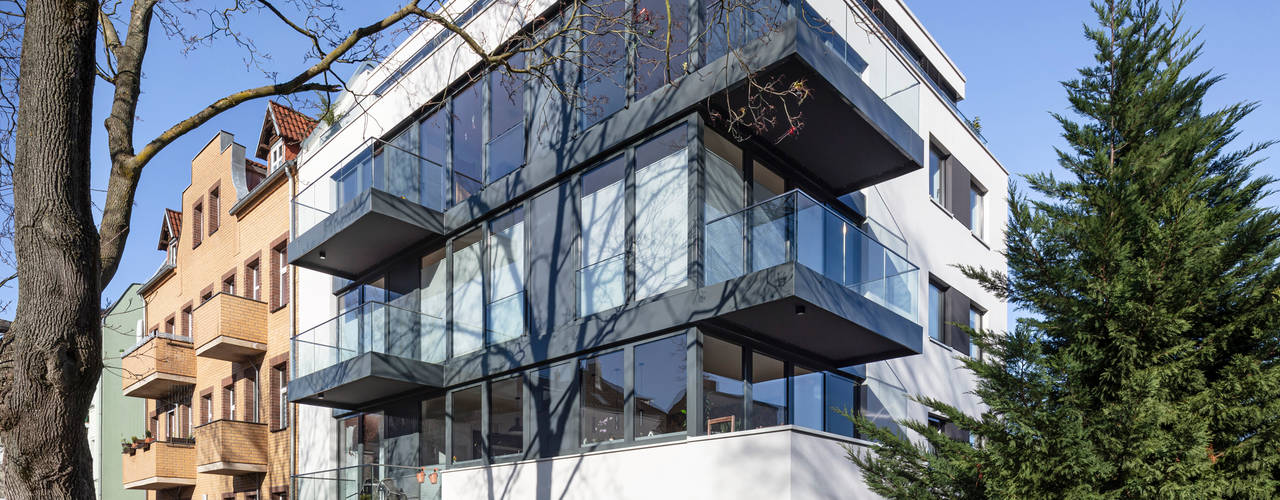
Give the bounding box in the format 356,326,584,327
120,102,316,500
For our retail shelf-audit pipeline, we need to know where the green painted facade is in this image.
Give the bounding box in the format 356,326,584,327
97,283,145,500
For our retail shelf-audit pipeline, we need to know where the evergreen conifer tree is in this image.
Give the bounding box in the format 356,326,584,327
851,1,1280,497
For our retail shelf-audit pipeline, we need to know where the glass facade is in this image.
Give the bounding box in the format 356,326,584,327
452,229,485,356
487,208,525,345
580,350,625,444
490,377,524,457
634,334,688,437
929,282,944,342
634,127,689,300
451,385,483,463
702,335,744,434
579,158,627,315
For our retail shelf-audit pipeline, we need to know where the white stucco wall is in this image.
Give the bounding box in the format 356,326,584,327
442,426,878,500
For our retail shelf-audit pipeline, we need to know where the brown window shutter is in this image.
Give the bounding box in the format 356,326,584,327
269,249,279,310
280,247,290,307
268,367,280,429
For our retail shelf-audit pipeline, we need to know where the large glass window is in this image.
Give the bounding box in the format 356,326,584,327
420,112,447,211
451,385,483,462
385,125,420,201
824,373,856,437
580,350,625,444
578,0,626,127
970,185,984,238
452,84,484,205
702,336,744,434
969,307,983,360
634,0,690,98
532,361,574,455
792,365,824,431
579,157,627,316
635,126,689,299
703,129,746,285
421,395,447,465
488,53,526,183
487,208,525,345
750,352,786,428
929,145,945,203
420,250,448,363
452,230,485,356
634,335,687,438
490,377,524,457
928,282,944,342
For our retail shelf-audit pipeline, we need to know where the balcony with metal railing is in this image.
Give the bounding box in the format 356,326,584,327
290,137,447,279
289,301,445,409
701,189,921,365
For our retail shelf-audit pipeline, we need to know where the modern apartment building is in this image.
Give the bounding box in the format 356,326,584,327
287,0,1005,497
121,103,315,500
94,283,147,500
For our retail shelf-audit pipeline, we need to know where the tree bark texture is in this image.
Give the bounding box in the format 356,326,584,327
0,0,102,498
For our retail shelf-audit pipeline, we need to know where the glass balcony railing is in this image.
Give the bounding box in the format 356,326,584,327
291,301,446,380
704,189,918,321
293,137,445,237
294,464,441,500
795,0,921,134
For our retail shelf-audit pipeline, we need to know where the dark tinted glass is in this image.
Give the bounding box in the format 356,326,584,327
750,352,786,428
635,335,687,437
580,350,625,444
702,336,743,434
421,396,446,466
451,385,483,462
489,377,523,457
824,373,856,437
452,84,483,204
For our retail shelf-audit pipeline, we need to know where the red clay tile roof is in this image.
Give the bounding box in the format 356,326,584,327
158,208,182,250
257,101,318,159
246,158,267,172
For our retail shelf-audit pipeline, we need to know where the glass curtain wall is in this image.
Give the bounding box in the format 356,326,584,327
488,52,526,183
452,84,484,205
451,385,484,463
635,126,689,300
452,230,485,356
420,250,448,363
634,334,688,438
580,350,625,444
490,377,524,457
487,208,526,345
579,157,627,315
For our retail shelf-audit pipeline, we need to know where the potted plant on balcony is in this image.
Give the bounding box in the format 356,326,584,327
121,439,134,456
143,430,155,445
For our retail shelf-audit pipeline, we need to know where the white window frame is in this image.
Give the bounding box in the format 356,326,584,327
249,263,261,301
227,385,237,420
970,185,984,239
269,140,285,170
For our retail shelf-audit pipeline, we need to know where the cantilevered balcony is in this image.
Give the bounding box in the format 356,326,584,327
122,440,197,490
290,138,446,279
194,292,268,361
290,301,444,409
700,189,921,365
194,419,269,475
121,333,196,399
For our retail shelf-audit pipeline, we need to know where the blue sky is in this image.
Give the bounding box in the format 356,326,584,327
1,1,1276,321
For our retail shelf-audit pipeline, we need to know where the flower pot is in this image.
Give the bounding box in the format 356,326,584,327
428,469,439,485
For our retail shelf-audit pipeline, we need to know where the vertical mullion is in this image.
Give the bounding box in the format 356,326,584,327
688,116,703,288
741,343,752,431
445,238,455,360
687,328,703,437
481,71,492,184
625,147,637,303
623,345,636,442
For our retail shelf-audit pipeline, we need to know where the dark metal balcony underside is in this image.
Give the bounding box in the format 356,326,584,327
290,188,445,280
289,351,444,410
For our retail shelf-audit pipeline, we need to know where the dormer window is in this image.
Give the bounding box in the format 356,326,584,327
166,239,178,266
269,140,285,171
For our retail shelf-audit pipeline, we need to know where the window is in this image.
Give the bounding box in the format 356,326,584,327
451,385,483,462
272,243,289,309
273,364,289,429
703,129,746,285
927,414,947,433
580,350,625,444
489,377,523,457
579,157,626,315
419,112,447,211
202,393,212,425
192,201,204,247
824,373,857,437
487,53,525,183
420,250,449,363
750,352,785,429
452,229,484,356
451,83,483,206
201,291,213,304
246,259,261,301
634,127,689,299
634,0,690,98
635,335,687,437
702,336,744,434
929,145,945,203
421,395,447,466
792,366,824,431
487,208,525,345
183,402,192,437
166,403,177,439
969,184,984,238
969,307,984,360
269,140,285,170
928,282,945,342
164,316,175,334
577,0,626,127
225,384,236,420
208,186,220,235
246,367,259,423
181,307,192,337
222,273,235,296
166,239,178,266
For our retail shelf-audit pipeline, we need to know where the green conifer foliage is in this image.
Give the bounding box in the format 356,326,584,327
850,1,1280,497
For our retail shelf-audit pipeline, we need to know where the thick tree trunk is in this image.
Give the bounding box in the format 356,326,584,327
0,0,101,498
